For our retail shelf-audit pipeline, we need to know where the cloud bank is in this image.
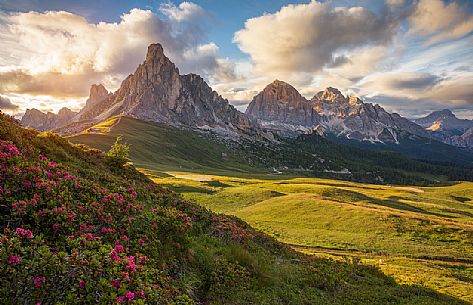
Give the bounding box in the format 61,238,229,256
0,4,231,100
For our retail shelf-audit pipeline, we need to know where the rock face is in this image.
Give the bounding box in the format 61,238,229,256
413,109,473,133
246,80,319,130
246,82,427,143
75,84,110,121
21,107,77,131
77,43,252,134
446,127,473,148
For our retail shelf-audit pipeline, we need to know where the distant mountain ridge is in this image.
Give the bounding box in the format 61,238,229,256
412,110,473,148
246,80,427,143
21,107,77,131
413,109,473,133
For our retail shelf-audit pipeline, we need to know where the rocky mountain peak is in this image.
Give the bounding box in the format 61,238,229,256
413,109,473,133
260,80,304,102
57,107,75,117
245,80,318,129
21,107,77,132
65,43,254,136
314,87,346,102
145,43,165,62
435,109,455,118
89,84,109,102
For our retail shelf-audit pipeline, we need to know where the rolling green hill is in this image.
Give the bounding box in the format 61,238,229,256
151,172,473,303
64,115,473,303
69,116,264,175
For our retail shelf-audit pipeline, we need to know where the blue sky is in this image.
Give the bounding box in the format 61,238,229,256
0,0,472,118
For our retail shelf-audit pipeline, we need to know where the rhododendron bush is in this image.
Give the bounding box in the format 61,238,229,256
0,139,195,304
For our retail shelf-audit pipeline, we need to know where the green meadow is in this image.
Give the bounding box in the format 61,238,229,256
150,173,473,303
68,116,473,303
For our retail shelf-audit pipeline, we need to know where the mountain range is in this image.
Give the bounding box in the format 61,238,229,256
20,43,473,160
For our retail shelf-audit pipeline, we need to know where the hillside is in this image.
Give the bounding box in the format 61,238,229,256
4,112,468,304
69,116,473,185
152,172,473,303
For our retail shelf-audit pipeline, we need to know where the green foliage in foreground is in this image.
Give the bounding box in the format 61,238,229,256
0,114,468,304
107,136,131,167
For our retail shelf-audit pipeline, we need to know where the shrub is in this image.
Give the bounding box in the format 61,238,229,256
107,136,130,167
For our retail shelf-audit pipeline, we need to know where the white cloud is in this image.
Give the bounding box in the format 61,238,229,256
233,1,400,74
159,2,207,22
409,0,473,44
0,5,232,102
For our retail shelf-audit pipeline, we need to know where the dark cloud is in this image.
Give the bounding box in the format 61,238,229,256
0,95,19,110
228,99,250,106
385,74,442,90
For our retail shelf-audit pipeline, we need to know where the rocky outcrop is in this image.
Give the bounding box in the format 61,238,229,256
413,109,473,133
75,84,110,121
246,83,427,143
246,80,319,130
21,107,77,131
446,127,473,148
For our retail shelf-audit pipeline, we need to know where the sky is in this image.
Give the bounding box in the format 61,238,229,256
0,0,472,119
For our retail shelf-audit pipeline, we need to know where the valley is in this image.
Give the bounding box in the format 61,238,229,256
149,171,473,303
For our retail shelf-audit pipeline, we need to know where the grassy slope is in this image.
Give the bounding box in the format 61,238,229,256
69,116,473,186
152,173,473,303
3,113,466,304
69,116,266,176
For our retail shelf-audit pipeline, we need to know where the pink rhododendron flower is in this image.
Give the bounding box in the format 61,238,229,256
34,277,46,288
8,255,20,264
79,281,85,289
125,292,135,300
16,227,33,238
114,245,124,252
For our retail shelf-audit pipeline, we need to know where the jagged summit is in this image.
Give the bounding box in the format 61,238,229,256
146,43,165,61
89,84,109,101
246,82,427,143
314,87,345,102
58,43,254,136
414,109,473,132
21,107,77,132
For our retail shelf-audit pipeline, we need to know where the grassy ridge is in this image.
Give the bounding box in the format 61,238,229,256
69,116,264,175
151,173,473,303
69,116,473,185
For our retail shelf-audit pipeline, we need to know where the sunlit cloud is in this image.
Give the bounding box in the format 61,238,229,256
409,0,473,45
0,4,233,114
